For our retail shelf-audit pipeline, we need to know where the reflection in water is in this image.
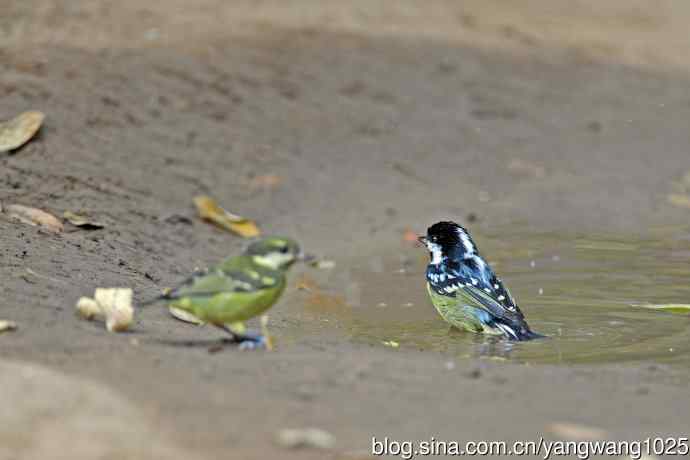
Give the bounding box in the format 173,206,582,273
281,228,690,366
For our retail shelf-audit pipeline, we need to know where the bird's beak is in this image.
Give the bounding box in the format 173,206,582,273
417,236,427,247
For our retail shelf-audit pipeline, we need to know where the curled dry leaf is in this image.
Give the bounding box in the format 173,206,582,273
76,297,101,319
169,306,204,325
76,288,134,332
0,320,18,333
193,195,260,238
633,303,690,314
547,422,608,441
276,428,336,450
63,211,105,230
95,288,134,332
3,204,63,233
0,110,45,152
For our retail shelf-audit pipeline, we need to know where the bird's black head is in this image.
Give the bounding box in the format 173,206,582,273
419,221,478,264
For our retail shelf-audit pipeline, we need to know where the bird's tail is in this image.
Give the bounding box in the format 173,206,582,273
494,322,546,341
517,328,546,341
138,293,169,307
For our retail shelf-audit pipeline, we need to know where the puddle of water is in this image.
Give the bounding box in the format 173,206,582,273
282,228,690,366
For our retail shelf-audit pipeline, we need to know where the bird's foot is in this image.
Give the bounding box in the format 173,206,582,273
235,333,269,351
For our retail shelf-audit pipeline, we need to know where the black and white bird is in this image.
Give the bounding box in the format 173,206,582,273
419,221,542,341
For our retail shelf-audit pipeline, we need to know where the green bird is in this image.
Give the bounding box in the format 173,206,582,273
144,236,302,349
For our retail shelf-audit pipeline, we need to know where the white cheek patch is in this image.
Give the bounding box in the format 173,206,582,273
253,253,293,269
426,241,444,265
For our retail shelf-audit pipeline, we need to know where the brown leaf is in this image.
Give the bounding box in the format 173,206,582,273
63,211,105,230
402,228,419,244
193,195,260,238
0,111,45,152
249,174,283,190
4,204,63,233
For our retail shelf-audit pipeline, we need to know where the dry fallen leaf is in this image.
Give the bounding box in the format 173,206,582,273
633,303,690,314
249,174,283,190
169,306,204,325
63,211,105,230
76,288,134,332
0,320,18,333
3,204,63,233
76,297,101,319
276,428,336,450
402,228,419,244
667,193,690,209
193,195,260,238
508,158,546,178
95,288,134,332
547,422,608,441
0,110,45,152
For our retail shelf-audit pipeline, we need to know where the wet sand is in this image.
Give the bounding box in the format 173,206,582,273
2,2,690,458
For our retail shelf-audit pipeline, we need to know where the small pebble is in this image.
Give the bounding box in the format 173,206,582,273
0,320,18,333
276,428,336,450
467,368,482,379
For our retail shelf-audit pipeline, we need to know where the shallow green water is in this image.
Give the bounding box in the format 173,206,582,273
284,228,690,366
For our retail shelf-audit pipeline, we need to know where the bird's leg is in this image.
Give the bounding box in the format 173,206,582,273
215,324,268,350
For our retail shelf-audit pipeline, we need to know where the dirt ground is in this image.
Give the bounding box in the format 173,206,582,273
2,2,690,459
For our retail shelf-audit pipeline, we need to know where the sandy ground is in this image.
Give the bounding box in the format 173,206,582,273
2,1,690,459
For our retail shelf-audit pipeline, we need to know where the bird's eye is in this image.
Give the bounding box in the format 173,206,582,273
279,247,289,254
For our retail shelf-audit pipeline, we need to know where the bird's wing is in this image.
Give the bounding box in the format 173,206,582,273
432,268,526,326
454,283,525,324
166,268,279,299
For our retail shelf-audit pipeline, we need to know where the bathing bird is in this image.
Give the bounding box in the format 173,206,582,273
143,237,302,349
419,221,542,341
